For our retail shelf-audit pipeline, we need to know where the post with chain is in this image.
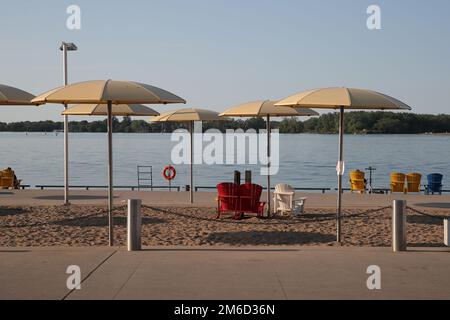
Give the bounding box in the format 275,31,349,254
393,200,407,252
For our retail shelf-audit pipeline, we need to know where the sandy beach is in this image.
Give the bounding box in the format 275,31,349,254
0,205,447,247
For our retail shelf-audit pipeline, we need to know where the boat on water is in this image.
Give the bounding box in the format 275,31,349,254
53,129,64,136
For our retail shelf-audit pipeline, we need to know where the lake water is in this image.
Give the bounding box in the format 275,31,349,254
0,132,449,190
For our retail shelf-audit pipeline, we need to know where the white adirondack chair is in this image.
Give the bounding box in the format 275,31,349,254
273,184,307,216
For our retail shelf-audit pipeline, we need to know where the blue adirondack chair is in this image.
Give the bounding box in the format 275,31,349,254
425,173,443,195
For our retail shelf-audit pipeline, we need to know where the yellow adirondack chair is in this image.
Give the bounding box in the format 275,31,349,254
406,173,422,193
0,168,18,189
350,170,366,194
390,173,406,193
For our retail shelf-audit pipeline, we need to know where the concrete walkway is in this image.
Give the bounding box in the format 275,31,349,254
1,190,450,211
1,246,449,300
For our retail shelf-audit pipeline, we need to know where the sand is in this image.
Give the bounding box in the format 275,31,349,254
0,205,448,247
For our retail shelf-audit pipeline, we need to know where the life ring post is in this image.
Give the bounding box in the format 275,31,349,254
162,165,177,191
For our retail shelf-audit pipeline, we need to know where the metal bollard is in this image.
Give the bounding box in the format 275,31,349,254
444,219,449,247
127,199,142,251
392,200,407,252
245,170,252,184
234,171,241,185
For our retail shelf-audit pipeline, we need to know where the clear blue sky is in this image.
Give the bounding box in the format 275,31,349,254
1,0,449,122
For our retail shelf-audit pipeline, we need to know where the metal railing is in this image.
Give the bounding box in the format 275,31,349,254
194,186,331,194
12,184,450,194
33,185,181,191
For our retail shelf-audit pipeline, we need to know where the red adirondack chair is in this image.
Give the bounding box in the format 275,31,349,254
216,183,240,219
238,183,266,219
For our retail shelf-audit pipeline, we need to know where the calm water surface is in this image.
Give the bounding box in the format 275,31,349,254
0,132,449,190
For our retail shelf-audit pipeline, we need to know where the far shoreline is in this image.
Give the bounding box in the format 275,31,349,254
1,131,450,136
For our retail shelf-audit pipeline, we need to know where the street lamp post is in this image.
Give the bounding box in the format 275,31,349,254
60,42,78,205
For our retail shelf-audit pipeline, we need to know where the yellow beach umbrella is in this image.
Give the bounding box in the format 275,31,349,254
276,87,412,242
32,80,185,105
0,84,36,105
34,80,186,247
150,108,229,204
220,100,319,215
62,104,159,116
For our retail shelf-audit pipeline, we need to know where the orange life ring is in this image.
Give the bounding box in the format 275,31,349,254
162,166,177,181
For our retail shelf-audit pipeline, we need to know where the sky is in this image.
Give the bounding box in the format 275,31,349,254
1,0,449,122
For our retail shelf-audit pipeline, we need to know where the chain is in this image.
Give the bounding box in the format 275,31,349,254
143,205,391,225
406,206,448,222
144,205,306,225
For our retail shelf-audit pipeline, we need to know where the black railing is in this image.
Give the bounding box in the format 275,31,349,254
13,185,450,194
195,186,331,194
34,185,181,192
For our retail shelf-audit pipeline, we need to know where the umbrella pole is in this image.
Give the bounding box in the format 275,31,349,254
267,115,271,217
337,106,345,243
64,108,69,205
190,121,194,204
62,45,69,205
107,101,114,247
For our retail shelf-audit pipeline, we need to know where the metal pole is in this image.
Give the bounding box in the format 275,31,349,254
127,199,142,251
365,166,376,194
444,219,449,247
107,101,114,247
62,44,70,205
393,200,407,252
190,121,194,204
266,115,271,216
337,107,345,242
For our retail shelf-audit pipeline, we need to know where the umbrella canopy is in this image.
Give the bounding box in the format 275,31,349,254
150,108,229,204
151,108,226,122
62,104,159,116
275,87,411,110
33,80,185,247
276,87,412,242
220,100,318,117
32,80,186,105
221,100,318,216
0,84,36,105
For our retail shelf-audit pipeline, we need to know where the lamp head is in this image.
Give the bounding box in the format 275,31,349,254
60,42,78,51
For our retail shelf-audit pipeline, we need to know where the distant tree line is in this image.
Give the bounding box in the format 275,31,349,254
1,112,450,134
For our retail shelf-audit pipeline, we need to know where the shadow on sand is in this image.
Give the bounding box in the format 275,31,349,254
53,216,166,227
407,215,445,226
206,231,335,246
0,207,28,217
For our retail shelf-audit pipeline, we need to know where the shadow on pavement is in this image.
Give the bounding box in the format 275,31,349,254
33,195,114,201
206,231,335,246
142,248,300,252
413,202,450,209
408,244,449,249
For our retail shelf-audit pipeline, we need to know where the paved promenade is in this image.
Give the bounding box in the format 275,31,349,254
0,246,449,300
2,189,450,211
